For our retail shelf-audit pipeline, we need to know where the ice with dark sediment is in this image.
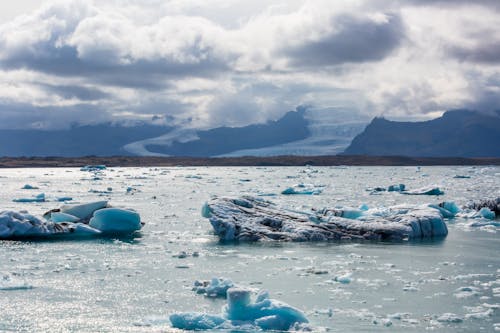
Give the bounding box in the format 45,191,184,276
202,196,450,242
0,201,142,239
170,287,309,331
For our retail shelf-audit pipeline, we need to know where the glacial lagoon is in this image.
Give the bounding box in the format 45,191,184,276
0,166,499,332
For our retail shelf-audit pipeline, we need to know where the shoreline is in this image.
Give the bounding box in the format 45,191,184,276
1,155,500,168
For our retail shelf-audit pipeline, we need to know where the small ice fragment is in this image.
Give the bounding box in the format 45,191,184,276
21,184,39,190
388,184,405,192
436,313,463,323
13,193,45,203
402,186,444,195
193,277,234,298
478,207,496,220
334,273,352,284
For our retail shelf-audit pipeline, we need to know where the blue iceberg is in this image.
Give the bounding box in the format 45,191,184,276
170,287,308,331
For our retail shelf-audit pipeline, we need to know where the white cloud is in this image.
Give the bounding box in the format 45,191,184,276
0,0,498,129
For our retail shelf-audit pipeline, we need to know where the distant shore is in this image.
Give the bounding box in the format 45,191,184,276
0,155,499,168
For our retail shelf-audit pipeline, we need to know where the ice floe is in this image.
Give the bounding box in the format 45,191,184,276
282,183,324,195
80,165,107,172
0,201,142,239
203,196,449,242
170,287,309,331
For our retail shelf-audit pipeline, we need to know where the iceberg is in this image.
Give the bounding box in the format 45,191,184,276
1,201,142,240
89,208,141,233
402,186,444,196
170,287,308,331
203,196,449,242
465,198,500,217
281,183,323,195
21,184,39,190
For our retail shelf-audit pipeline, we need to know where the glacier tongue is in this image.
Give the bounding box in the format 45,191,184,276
203,196,449,242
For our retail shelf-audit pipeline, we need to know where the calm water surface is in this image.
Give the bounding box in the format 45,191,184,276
0,166,499,332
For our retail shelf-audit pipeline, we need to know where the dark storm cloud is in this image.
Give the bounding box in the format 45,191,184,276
448,41,500,64
0,42,230,90
285,14,404,67
41,84,109,101
0,102,109,129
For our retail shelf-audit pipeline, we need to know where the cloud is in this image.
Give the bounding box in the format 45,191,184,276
285,13,404,67
0,0,499,130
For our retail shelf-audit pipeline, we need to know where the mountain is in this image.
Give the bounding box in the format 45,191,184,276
0,107,369,157
0,123,171,157
343,110,500,157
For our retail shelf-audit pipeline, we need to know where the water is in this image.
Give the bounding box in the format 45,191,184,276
0,166,499,332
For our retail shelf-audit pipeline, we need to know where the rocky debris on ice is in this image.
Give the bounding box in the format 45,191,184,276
193,278,235,298
368,184,443,195
0,201,142,239
465,198,500,218
202,196,449,242
170,287,309,331
281,183,324,195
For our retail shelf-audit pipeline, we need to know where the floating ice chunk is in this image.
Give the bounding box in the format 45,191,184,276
428,202,460,218
224,288,309,330
454,286,480,298
169,313,226,330
13,193,45,203
170,288,308,331
193,278,234,298
436,313,463,323
388,184,405,192
205,196,448,242
21,184,39,190
80,165,106,171
478,207,496,220
60,201,108,220
402,186,444,196
333,273,352,284
282,183,323,195
453,175,471,179
0,275,33,291
89,208,141,233
465,198,500,217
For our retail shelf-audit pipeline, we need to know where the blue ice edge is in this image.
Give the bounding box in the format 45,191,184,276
0,201,143,240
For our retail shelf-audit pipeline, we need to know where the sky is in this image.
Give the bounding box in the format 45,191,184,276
0,0,499,130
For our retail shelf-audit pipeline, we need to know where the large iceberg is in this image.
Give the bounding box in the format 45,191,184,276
170,287,309,331
0,201,142,239
202,196,450,242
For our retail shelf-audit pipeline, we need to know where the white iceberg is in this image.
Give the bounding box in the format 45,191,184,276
203,196,449,242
